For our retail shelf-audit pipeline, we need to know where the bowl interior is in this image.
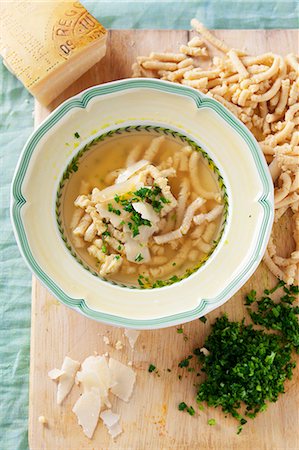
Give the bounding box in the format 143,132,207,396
11,79,273,328
56,124,229,290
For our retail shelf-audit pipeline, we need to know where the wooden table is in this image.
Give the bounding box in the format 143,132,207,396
29,29,298,450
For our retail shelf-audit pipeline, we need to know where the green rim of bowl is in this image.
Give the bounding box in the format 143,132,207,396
55,124,229,288
11,79,273,329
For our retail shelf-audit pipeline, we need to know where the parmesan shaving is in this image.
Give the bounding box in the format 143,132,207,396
109,358,136,402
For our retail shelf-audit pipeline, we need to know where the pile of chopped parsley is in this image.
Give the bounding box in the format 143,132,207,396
179,281,299,433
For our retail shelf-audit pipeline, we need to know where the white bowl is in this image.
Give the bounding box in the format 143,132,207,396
11,79,273,329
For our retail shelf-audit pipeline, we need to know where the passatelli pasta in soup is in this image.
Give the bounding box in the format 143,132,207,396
60,129,226,288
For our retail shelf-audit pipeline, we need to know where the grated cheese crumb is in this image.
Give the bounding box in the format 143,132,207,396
115,340,124,350
38,415,47,425
103,336,110,345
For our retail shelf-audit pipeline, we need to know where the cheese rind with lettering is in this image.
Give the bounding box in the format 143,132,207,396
0,1,107,105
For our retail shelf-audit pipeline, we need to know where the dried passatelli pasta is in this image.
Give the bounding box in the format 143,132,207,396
227,49,249,79
251,78,282,102
181,77,208,89
188,36,205,48
274,79,290,115
285,53,299,73
132,19,299,284
190,19,230,53
184,68,220,80
274,172,292,203
167,66,194,81
288,82,298,106
149,52,186,62
180,44,208,57
142,60,178,71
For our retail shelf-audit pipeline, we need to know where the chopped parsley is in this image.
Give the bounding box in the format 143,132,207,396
246,282,299,353
264,280,286,295
135,253,144,262
74,131,80,138
194,311,296,432
111,186,170,239
137,275,144,286
199,316,207,324
176,327,184,334
244,289,257,305
178,402,195,416
117,245,122,251
108,203,121,215
208,418,216,426
187,406,195,416
102,230,111,237
178,355,193,368
169,275,179,283
178,402,187,411
132,185,170,213
101,244,107,254
114,255,120,260
148,364,156,373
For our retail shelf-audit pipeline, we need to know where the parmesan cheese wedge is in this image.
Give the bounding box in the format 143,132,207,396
108,358,136,402
72,389,101,439
100,410,122,438
48,356,80,405
0,1,107,105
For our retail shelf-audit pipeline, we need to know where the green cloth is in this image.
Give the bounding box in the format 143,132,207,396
0,2,298,449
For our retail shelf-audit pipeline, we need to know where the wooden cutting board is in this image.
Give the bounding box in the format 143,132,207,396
29,30,298,450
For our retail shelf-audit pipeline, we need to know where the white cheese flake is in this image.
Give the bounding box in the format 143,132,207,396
124,329,140,349
124,236,151,264
108,358,136,402
132,201,160,223
48,368,65,380
48,356,80,405
116,159,149,183
72,389,101,439
77,355,114,408
96,176,143,202
100,410,122,438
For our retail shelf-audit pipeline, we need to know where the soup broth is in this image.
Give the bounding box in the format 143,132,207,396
59,128,226,288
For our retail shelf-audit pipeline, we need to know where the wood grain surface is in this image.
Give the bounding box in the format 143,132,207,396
29,30,298,450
